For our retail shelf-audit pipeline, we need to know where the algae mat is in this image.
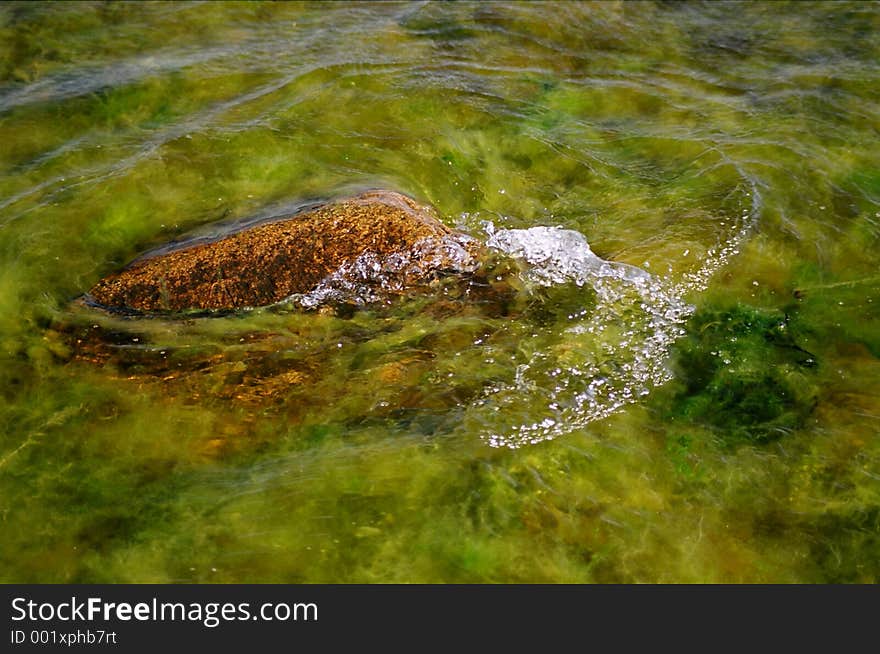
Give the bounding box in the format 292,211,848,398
0,1,878,582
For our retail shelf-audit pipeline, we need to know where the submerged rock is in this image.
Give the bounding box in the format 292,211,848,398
86,190,486,313
57,189,520,429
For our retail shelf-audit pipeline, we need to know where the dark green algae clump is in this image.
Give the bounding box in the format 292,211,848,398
661,303,820,448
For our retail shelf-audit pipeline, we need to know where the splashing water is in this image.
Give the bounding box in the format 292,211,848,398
475,182,760,448
294,233,481,309
281,177,760,449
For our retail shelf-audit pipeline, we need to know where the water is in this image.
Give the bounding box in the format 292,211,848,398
1,1,878,583
480,224,695,448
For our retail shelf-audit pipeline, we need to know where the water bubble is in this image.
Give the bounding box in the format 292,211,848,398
475,180,758,449
292,233,480,309
477,225,694,448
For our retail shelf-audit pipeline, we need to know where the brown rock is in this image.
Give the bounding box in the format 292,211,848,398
86,190,482,313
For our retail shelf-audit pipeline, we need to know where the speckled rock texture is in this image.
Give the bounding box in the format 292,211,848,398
87,190,482,312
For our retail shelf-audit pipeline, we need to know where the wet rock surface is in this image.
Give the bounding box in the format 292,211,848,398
58,191,523,426
86,190,485,313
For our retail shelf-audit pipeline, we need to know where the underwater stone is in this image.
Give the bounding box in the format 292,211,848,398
86,190,483,313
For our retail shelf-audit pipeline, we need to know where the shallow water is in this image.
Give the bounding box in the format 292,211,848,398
1,1,878,582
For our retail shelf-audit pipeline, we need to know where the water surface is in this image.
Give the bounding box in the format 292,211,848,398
1,1,878,582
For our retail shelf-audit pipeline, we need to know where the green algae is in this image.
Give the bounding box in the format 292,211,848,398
1,1,879,584
665,304,819,447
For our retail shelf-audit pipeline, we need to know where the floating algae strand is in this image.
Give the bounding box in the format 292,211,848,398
475,179,761,448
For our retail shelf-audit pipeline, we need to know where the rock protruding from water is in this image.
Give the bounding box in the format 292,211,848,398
86,190,483,313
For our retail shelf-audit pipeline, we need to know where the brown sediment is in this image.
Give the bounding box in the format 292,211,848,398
87,190,480,313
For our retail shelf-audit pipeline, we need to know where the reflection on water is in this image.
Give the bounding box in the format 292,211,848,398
0,1,878,583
